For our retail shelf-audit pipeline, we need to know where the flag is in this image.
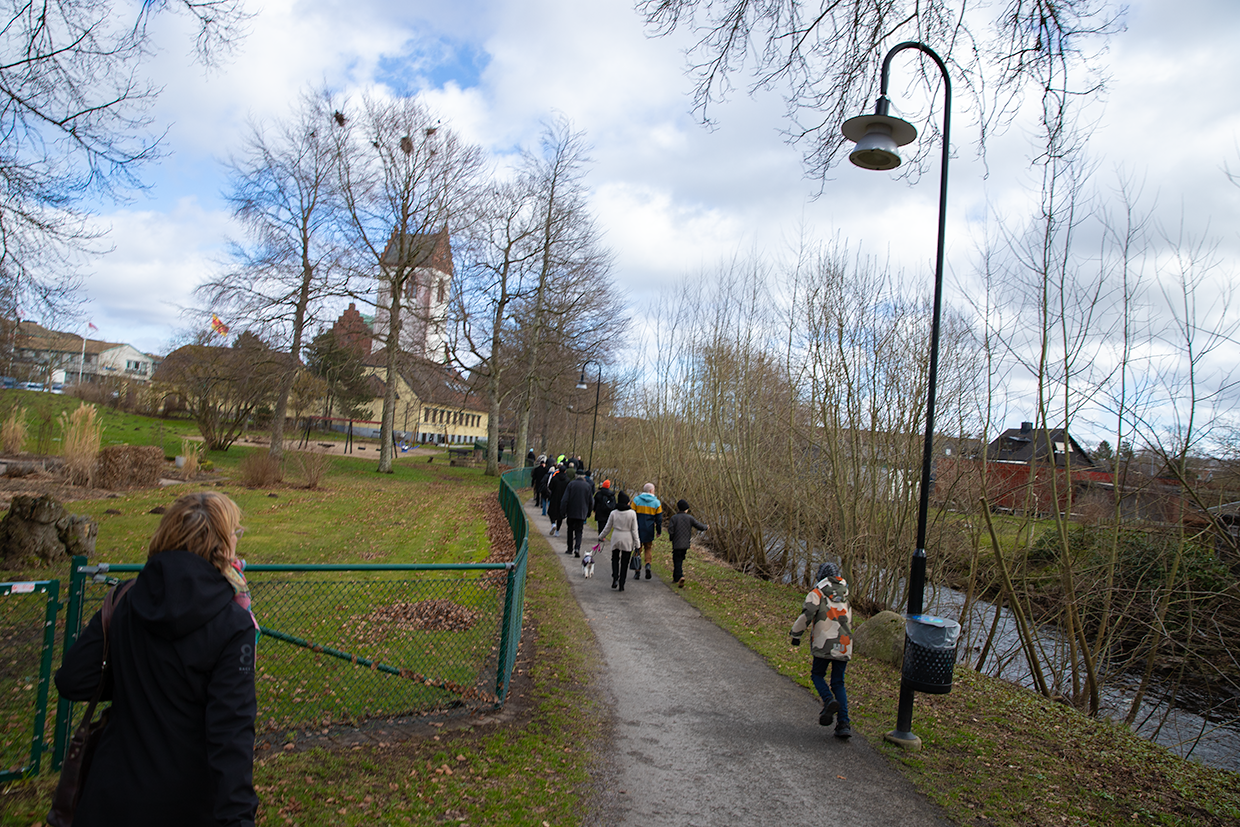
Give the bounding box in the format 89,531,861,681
87,322,98,332
211,314,230,336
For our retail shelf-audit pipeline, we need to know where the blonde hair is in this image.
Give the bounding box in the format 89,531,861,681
148,492,243,576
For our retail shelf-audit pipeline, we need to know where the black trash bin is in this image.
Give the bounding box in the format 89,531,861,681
902,614,960,694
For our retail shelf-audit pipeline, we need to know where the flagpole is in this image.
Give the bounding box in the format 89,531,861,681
79,328,86,385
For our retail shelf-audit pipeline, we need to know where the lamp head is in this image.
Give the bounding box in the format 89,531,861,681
576,369,588,390
841,106,917,171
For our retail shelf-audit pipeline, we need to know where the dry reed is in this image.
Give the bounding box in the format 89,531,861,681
2,407,27,455
180,437,200,480
59,403,102,486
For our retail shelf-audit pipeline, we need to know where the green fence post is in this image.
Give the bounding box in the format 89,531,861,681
52,555,88,769
29,579,60,775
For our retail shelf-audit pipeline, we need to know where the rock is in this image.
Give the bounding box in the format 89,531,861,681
149,506,167,515
104,509,122,515
854,610,907,670
0,495,98,567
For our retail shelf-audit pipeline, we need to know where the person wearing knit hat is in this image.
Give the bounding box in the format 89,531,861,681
593,480,616,533
789,561,854,738
666,499,708,588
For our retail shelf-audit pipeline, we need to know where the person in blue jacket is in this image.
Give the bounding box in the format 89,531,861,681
632,482,663,581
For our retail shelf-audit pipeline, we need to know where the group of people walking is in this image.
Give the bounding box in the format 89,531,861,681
532,453,853,738
530,457,708,591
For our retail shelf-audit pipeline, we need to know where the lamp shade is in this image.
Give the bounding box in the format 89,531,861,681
841,113,918,171
576,381,587,390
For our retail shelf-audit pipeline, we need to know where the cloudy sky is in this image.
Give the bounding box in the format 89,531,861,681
73,0,1240,441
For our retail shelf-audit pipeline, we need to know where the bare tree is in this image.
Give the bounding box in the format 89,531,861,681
153,330,284,451
450,180,541,475
637,0,1121,180
0,0,248,322
335,95,485,473
511,118,617,465
198,89,348,460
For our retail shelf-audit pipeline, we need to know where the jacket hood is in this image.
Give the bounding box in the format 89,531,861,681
815,575,849,604
128,549,237,640
633,492,661,508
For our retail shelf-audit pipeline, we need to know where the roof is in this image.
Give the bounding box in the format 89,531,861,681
14,321,142,357
985,423,1095,469
363,349,484,412
379,226,454,276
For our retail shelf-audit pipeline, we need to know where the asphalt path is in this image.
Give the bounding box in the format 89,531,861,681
525,501,955,827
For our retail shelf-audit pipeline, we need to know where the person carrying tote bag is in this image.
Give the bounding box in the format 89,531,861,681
47,579,134,826
53,492,259,827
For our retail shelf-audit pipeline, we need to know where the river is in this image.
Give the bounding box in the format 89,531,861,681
923,581,1240,772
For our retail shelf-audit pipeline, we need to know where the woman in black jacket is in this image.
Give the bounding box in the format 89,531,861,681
56,492,259,827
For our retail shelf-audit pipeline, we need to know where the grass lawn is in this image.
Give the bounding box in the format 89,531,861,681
2,447,608,826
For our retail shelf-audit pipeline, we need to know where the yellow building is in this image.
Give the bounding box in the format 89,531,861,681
359,351,488,445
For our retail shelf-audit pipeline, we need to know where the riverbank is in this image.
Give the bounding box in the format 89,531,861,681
652,543,1240,826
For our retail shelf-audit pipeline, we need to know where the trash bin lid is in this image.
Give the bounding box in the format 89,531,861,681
905,614,961,649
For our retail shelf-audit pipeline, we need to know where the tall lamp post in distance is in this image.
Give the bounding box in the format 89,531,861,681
842,40,951,751
576,361,602,475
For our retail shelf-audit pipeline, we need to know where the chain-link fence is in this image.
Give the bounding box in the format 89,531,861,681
0,469,535,778
0,580,59,783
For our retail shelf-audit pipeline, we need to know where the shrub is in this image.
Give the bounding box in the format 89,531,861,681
239,450,283,488
289,446,330,489
179,437,199,480
2,407,27,454
58,403,102,486
96,445,164,489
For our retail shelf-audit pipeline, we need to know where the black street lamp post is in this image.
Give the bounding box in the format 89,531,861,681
576,361,602,475
842,41,952,750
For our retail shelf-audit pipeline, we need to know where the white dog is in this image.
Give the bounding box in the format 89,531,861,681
582,544,598,578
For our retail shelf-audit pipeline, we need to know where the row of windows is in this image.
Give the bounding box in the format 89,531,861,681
419,432,476,444
423,408,480,428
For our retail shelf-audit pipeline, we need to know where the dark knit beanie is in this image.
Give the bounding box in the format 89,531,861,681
815,561,840,582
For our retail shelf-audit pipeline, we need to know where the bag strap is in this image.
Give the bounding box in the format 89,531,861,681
81,580,137,715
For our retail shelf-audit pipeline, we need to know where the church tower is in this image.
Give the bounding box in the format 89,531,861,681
373,226,451,361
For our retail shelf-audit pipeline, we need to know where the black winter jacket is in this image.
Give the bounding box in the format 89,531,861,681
547,471,570,521
593,489,616,527
667,511,708,549
561,477,594,520
55,550,259,827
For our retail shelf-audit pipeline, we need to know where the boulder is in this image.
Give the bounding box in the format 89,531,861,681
853,610,906,670
0,495,98,568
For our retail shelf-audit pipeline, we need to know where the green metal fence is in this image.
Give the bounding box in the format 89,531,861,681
1,579,59,783
17,470,537,774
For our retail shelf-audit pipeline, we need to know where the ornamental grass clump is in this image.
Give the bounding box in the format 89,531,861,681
180,436,200,480
59,402,102,486
2,407,27,454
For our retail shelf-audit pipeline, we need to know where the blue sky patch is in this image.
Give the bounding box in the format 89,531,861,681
376,36,490,95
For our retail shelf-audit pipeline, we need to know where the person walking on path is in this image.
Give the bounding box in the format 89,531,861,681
531,457,549,509
547,463,569,536
790,561,854,739
599,490,640,591
55,492,259,826
632,483,663,581
560,467,594,557
666,499,708,588
593,480,616,533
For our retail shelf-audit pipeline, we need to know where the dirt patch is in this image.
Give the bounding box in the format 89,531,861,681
346,600,481,642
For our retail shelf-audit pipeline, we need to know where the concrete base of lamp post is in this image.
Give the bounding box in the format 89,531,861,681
883,730,923,750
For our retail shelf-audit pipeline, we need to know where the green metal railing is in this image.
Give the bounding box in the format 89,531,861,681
1,579,59,783
497,467,531,697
